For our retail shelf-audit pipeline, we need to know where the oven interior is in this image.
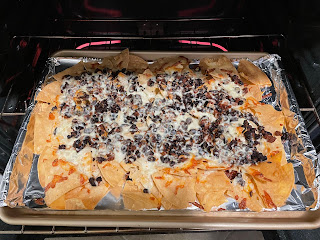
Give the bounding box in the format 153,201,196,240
0,0,319,236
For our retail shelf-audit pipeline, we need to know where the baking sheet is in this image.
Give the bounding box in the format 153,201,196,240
0,52,319,213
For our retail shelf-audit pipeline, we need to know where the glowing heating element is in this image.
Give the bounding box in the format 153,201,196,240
76,40,121,50
178,40,228,52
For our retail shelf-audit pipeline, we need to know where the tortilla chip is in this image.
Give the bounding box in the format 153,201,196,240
35,80,62,105
41,148,86,206
128,54,149,73
114,49,130,69
137,69,158,99
101,56,115,70
195,170,232,212
65,182,110,210
38,146,51,188
53,61,86,81
100,49,130,71
97,161,126,198
238,60,272,87
6,113,35,206
245,152,294,208
83,61,102,73
152,171,196,209
122,181,159,210
49,194,66,210
149,56,189,74
226,173,265,212
245,101,285,133
49,181,110,210
242,79,263,101
279,83,299,132
33,102,59,155
295,153,316,190
199,55,238,79
159,158,225,177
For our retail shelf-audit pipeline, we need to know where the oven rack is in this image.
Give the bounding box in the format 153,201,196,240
2,34,320,125
0,225,209,235
0,35,319,235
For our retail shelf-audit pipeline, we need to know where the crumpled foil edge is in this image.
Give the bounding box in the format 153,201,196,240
0,54,319,212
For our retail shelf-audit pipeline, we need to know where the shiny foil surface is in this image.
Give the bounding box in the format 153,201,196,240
0,54,318,212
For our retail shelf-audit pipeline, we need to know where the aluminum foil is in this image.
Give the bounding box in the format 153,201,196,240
0,54,319,211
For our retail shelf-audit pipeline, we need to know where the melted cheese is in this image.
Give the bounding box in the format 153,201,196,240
54,66,269,188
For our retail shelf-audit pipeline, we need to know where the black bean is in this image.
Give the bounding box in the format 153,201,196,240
143,189,149,193
147,156,156,162
110,104,120,113
96,176,102,183
89,177,96,186
73,139,85,152
135,150,141,158
58,144,66,149
169,161,176,167
130,124,138,133
181,122,188,131
251,150,267,164
281,132,291,141
95,99,109,113
147,79,155,87
62,75,71,80
96,157,106,164
225,170,238,180
185,118,192,125
160,156,170,163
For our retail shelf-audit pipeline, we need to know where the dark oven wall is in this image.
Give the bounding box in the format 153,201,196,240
0,0,319,174
2,0,293,38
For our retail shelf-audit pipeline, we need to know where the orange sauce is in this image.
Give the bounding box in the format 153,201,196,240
52,159,68,167
190,202,204,210
263,191,277,208
268,150,280,158
68,166,76,175
165,180,173,187
262,93,272,99
52,159,59,167
81,185,90,194
52,150,57,156
150,197,155,201
239,198,247,209
242,97,261,110
217,208,226,211
80,174,88,185
182,156,199,172
102,163,111,168
34,198,45,205
45,175,68,192
155,176,164,180
236,126,243,134
174,184,184,195
250,169,272,182
49,112,55,120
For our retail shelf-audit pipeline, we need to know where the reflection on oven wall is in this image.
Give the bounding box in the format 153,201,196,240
0,0,319,175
